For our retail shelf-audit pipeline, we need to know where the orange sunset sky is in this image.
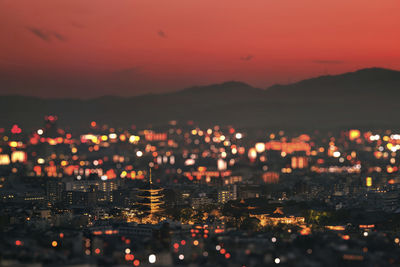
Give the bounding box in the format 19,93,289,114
1,0,399,97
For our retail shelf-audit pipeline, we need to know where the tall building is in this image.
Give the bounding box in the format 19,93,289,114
46,180,64,204
218,185,237,204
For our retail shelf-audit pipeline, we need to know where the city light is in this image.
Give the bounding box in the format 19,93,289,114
148,254,156,264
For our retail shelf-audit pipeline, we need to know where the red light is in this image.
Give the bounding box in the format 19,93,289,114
95,248,101,254
15,240,22,246
133,259,140,266
125,254,134,261
91,121,97,127
173,243,179,249
125,239,131,244
11,125,22,134
225,253,231,259
181,240,186,245
220,248,226,254
59,233,64,238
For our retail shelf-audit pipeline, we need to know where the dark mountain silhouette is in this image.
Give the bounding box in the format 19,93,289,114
1,67,400,131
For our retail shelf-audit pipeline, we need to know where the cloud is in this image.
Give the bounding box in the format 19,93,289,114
157,30,167,38
52,32,67,41
27,27,51,41
312,60,344,64
240,55,254,61
26,27,67,42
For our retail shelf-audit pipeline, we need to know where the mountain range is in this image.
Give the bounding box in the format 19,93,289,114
1,67,400,131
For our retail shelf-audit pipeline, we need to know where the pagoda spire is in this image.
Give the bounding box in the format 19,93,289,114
149,167,152,185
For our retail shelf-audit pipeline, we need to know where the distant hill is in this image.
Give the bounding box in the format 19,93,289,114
1,67,400,131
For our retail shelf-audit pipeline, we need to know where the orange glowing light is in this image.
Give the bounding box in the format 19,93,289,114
342,235,350,240
51,241,58,247
300,227,311,235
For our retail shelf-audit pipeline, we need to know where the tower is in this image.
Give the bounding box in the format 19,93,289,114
136,169,164,222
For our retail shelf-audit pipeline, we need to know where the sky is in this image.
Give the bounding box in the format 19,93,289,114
0,0,399,98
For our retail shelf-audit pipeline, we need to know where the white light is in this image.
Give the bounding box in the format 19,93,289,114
363,232,368,237
255,142,266,153
370,134,380,141
178,254,184,260
216,245,221,251
101,175,107,181
333,151,341,158
37,158,45,164
77,175,82,180
37,129,43,135
271,237,277,243
125,248,131,254
275,258,281,264
235,133,243,139
184,159,195,166
136,151,143,157
148,254,156,264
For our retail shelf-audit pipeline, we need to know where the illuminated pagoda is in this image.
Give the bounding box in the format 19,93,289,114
135,169,165,223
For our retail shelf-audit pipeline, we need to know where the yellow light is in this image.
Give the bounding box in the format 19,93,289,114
52,241,58,247
349,130,360,140
9,141,18,148
387,143,393,150
129,135,140,143
366,177,372,187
